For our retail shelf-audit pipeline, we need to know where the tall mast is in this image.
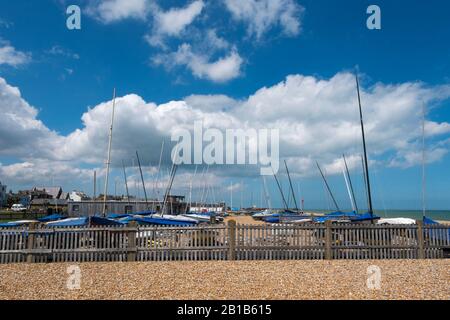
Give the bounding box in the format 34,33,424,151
284,160,299,213
422,103,426,219
230,181,233,210
161,144,179,216
102,88,116,217
272,168,289,210
93,170,97,200
136,151,148,208
122,160,130,204
154,140,165,202
186,165,198,214
355,73,374,220
262,175,272,211
316,161,340,212
343,154,358,213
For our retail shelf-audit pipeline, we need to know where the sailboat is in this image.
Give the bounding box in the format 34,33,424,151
253,176,277,219
298,73,381,225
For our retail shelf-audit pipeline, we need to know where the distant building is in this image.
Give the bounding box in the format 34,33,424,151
69,191,89,202
68,195,187,217
16,186,66,212
33,187,62,199
30,198,68,214
0,181,7,207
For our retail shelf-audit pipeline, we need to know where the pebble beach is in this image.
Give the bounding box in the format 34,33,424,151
0,260,448,300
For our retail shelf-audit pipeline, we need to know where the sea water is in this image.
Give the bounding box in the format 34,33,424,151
307,210,450,221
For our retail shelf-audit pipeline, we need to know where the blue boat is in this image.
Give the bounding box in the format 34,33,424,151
37,214,64,222
46,216,124,227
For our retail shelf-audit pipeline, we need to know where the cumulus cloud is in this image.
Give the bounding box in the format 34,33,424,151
224,0,303,39
145,0,204,47
87,0,149,23
0,160,96,188
0,77,61,159
153,43,243,82
1,72,450,189
0,39,31,67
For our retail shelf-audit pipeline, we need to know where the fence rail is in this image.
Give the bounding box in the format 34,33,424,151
0,220,448,264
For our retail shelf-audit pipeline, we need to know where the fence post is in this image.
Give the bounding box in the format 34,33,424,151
127,221,138,262
416,220,425,259
325,220,332,260
228,220,236,261
26,222,37,263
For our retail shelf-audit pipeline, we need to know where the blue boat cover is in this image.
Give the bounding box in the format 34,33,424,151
0,221,25,227
423,216,450,241
106,213,131,219
423,216,439,225
349,212,381,222
133,217,197,226
133,210,157,216
38,214,64,222
46,217,124,227
325,211,359,218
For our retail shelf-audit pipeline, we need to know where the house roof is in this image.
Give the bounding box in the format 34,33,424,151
33,187,62,199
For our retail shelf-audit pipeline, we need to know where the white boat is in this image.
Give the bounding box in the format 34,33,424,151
252,209,276,219
149,214,199,224
377,218,416,225
182,214,217,223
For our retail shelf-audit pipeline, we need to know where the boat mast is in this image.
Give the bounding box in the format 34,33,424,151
102,88,116,217
343,154,358,213
422,103,426,219
93,170,97,201
186,165,198,214
154,140,165,202
316,161,340,212
230,180,233,210
272,168,289,210
355,73,374,221
136,151,149,208
284,160,299,213
161,144,179,216
122,160,130,204
262,175,272,211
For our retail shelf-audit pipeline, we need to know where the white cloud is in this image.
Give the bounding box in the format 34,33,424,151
0,40,30,67
224,0,303,39
47,45,80,60
184,94,239,112
1,72,450,189
145,0,204,47
153,43,243,82
0,160,95,188
88,0,149,24
0,77,61,159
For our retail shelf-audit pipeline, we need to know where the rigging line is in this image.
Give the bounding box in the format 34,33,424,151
316,161,340,212
272,167,289,210
122,160,130,205
136,151,149,208
355,72,374,219
284,160,299,212
102,88,116,217
343,154,359,213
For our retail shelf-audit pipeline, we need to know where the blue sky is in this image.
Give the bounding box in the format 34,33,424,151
0,0,450,210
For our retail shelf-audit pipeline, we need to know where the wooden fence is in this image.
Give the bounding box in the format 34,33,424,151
0,220,448,264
